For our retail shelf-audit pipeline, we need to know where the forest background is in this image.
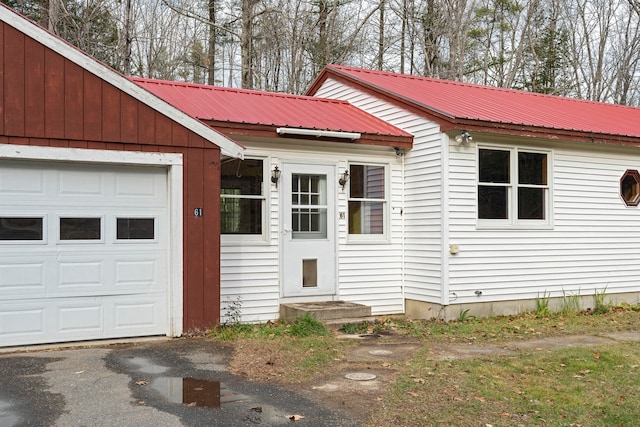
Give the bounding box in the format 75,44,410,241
7,0,640,106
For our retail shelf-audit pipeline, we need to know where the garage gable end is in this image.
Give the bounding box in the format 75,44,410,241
0,4,243,158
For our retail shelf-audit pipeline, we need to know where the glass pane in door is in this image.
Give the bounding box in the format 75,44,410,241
291,174,327,239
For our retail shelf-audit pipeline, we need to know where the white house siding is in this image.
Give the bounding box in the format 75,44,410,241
314,78,445,305
448,137,640,306
220,140,404,323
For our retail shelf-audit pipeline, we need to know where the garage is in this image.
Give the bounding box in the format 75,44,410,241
0,159,172,346
0,4,244,347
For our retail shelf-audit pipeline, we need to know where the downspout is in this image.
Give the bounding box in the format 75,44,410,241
441,133,450,310
400,147,406,314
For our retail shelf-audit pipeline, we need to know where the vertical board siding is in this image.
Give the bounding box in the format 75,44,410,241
220,143,404,323
24,36,44,137
448,140,640,303
4,25,24,136
315,78,444,304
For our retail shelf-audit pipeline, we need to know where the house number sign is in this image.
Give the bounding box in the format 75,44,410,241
194,208,203,217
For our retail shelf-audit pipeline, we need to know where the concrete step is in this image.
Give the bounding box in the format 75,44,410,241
279,301,371,323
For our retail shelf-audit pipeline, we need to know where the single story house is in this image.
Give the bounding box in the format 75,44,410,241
133,78,414,322
307,64,640,318
0,4,244,347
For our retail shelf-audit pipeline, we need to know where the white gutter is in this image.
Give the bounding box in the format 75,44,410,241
276,127,361,140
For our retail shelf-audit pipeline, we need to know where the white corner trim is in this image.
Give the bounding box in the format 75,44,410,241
0,4,244,160
168,161,184,337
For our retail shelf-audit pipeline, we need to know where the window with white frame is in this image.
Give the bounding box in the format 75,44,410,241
221,159,264,235
478,147,549,225
348,164,387,236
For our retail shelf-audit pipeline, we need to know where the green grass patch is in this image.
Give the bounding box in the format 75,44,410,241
389,305,640,344
371,341,640,426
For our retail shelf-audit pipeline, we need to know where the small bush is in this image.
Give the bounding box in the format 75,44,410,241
536,291,551,317
289,314,330,337
339,321,370,334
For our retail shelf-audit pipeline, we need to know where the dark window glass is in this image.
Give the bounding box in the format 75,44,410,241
479,149,510,183
221,159,263,235
519,152,547,185
478,186,508,219
518,188,545,219
221,159,262,196
117,218,155,239
0,217,43,240
221,198,262,234
60,218,101,240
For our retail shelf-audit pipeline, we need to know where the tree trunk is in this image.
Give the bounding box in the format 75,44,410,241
208,0,216,85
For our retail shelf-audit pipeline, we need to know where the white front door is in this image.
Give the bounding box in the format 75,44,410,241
281,163,336,297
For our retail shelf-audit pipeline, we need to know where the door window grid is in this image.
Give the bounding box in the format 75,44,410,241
291,174,327,238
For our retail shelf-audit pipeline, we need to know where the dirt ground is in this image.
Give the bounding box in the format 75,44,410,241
226,330,640,424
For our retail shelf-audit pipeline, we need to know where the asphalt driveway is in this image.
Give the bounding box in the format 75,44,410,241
0,338,360,427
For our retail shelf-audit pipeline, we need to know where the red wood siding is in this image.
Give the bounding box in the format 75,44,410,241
1,22,222,331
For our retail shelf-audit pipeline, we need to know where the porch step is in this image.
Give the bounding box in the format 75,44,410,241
279,301,371,323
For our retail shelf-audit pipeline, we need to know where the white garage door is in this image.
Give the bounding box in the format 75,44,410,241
0,160,170,347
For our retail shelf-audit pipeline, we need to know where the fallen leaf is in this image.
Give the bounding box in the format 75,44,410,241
135,381,148,386
137,401,145,405
382,362,391,367
286,414,305,421
407,392,419,397
187,402,197,407
413,378,425,384
593,353,602,359
579,370,592,375
616,396,625,406
474,396,486,402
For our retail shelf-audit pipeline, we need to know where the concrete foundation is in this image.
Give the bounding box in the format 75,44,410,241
405,291,640,321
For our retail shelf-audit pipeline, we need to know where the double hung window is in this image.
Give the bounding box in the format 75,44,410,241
221,159,265,236
478,147,550,226
348,164,387,238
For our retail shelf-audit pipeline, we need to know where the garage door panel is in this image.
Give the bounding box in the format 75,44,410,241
0,160,172,347
58,169,103,197
0,303,45,339
57,303,103,335
0,261,46,298
0,164,46,196
106,294,167,335
58,260,104,289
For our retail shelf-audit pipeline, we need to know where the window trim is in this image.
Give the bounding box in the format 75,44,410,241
476,144,553,229
346,161,391,243
0,214,48,245
114,215,159,243
57,215,105,243
220,157,268,244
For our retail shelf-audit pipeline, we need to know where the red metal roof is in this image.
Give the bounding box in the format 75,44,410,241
132,78,412,141
310,64,640,142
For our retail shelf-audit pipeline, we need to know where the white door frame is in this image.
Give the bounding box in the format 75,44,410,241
0,144,183,337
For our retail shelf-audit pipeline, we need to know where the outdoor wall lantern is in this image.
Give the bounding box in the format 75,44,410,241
455,130,473,143
271,165,281,187
339,169,350,189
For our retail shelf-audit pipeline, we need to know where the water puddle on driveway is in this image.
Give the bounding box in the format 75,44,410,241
151,377,248,408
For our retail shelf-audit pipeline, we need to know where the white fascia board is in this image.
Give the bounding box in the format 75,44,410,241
276,127,361,140
0,4,244,160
